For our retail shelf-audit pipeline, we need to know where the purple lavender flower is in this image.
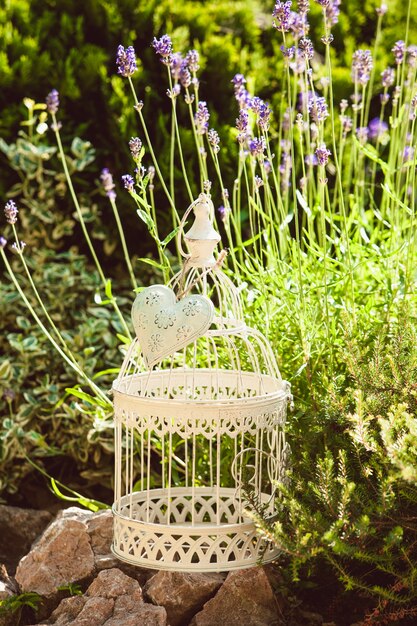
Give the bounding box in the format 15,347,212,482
298,0,310,11
376,3,387,16
281,45,296,59
4,200,18,224
403,146,414,162
129,137,143,160
169,52,184,81
263,160,272,175
46,89,59,114
248,137,266,158
217,205,230,222
380,93,390,105
289,12,309,38
232,74,246,91
258,102,272,131
315,0,330,6
195,101,210,135
122,174,135,191
0,236,6,248
254,175,264,188
180,63,192,88
315,143,331,166
341,115,353,135
356,127,369,144
152,35,173,59
392,40,406,65
100,168,116,200
236,110,249,132
368,117,388,141
299,37,314,60
351,50,373,85
272,1,292,32
208,129,220,153
325,0,341,26
308,95,329,124
305,153,318,166
381,67,395,88
407,45,417,67
116,45,137,77
185,49,200,73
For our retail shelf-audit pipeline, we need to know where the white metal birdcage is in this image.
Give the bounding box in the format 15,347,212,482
112,193,292,572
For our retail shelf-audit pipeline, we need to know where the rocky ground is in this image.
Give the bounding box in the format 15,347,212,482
0,505,333,626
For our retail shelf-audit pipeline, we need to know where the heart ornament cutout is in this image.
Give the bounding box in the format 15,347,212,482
132,285,214,368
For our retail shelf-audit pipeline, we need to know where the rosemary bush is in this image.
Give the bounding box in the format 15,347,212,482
1,0,417,620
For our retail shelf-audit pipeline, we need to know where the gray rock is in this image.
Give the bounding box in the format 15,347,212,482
144,571,224,626
0,505,52,574
190,567,284,626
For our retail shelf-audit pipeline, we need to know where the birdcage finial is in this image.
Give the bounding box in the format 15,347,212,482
178,193,221,267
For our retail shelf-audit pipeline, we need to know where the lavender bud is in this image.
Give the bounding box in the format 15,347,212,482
222,188,229,200
46,89,59,114
340,99,348,113
381,67,395,88
12,241,26,254
351,49,373,86
129,137,143,160
203,180,212,193
281,45,296,59
380,93,390,105
148,166,155,182
0,236,7,248
4,200,18,225
272,1,292,32
248,137,266,158
208,129,220,153
217,205,230,222
356,126,369,144
116,45,137,77
254,175,264,189
122,174,135,191
308,95,329,124
169,52,183,81
152,35,173,59
167,85,181,99
185,49,200,73
195,101,210,135
325,0,341,26
368,117,388,141
392,40,406,65
299,37,314,60
298,0,310,12
321,34,334,45
180,64,192,88
100,168,116,200
315,143,331,166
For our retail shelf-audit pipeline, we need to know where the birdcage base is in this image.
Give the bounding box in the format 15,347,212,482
112,487,279,572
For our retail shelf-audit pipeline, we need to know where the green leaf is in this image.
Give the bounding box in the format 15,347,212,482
65,387,108,408
137,257,164,269
137,209,154,230
161,226,181,247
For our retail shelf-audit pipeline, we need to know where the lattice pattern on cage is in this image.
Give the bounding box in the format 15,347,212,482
112,488,280,572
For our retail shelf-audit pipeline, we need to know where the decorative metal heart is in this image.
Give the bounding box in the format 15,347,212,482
132,285,214,368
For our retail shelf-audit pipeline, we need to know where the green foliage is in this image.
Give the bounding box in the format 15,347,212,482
0,591,43,615
251,315,417,618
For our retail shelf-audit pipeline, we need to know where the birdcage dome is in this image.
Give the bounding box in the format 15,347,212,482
112,193,291,572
